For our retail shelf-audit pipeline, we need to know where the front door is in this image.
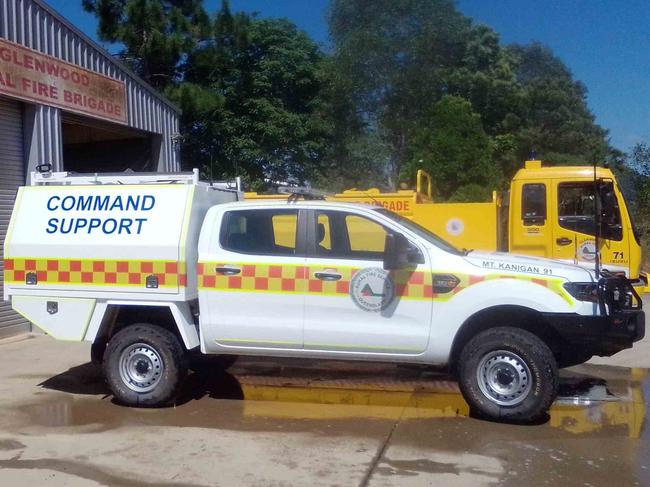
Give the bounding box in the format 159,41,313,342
199,208,306,350
302,209,432,355
552,180,628,272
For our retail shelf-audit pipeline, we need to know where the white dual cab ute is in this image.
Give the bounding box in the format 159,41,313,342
4,170,645,422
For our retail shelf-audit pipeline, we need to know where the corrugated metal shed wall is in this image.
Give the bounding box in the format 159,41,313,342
0,97,29,337
0,0,180,171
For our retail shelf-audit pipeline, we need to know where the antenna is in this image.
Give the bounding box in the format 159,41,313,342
593,158,600,279
209,149,214,187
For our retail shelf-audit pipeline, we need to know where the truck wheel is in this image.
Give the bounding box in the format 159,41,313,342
103,324,187,407
458,327,558,423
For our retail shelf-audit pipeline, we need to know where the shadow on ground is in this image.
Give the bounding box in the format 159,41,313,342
38,358,245,407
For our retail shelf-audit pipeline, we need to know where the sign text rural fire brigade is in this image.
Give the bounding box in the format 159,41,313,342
0,39,127,123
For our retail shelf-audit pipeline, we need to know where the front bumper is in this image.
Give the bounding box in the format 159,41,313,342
545,275,645,357
543,309,645,357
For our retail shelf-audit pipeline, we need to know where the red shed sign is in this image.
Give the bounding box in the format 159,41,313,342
0,39,127,124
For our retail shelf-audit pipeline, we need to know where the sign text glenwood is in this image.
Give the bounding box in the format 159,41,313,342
0,39,126,124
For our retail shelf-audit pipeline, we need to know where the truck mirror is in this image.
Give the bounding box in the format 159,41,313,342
384,232,410,270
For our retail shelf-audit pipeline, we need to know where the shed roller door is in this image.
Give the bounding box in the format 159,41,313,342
0,97,29,338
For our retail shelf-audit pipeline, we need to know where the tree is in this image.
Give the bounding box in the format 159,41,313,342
82,0,209,89
327,0,474,187
172,8,329,187
628,144,650,236
83,1,328,188
507,43,610,165
405,96,496,201
326,1,612,193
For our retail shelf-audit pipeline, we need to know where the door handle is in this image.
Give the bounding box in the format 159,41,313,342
556,237,573,246
215,265,241,275
314,270,342,281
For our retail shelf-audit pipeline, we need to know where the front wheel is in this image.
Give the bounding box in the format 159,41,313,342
458,327,558,423
103,324,187,407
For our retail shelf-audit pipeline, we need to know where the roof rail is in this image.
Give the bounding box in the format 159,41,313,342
277,186,329,202
30,168,242,192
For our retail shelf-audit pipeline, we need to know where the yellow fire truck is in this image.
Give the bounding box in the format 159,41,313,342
247,160,646,289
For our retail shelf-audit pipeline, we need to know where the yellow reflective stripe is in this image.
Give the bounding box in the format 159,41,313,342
5,257,187,288
198,261,574,304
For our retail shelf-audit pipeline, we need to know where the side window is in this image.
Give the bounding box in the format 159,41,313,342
272,214,298,249
558,183,595,235
220,209,299,255
316,213,332,251
345,215,386,254
557,182,623,239
314,211,387,260
521,183,546,225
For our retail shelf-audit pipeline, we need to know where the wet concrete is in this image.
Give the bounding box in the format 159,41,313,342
0,336,649,486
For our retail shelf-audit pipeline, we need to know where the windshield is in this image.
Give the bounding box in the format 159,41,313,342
373,208,463,255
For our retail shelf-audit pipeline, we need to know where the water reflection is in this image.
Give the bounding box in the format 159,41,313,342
26,360,647,439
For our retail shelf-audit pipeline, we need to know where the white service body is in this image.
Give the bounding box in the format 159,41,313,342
4,170,240,347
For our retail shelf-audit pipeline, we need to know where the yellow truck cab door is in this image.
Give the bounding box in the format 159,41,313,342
551,179,628,273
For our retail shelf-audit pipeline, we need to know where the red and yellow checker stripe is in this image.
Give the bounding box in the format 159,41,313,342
4,258,186,288
197,263,431,298
197,262,571,303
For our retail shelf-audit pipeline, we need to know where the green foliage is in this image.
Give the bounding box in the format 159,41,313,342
86,1,327,188
85,0,615,201
82,0,209,89
507,43,609,164
327,0,612,194
628,144,650,265
173,12,328,186
403,96,496,200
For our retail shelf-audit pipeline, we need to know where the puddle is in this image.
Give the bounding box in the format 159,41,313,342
8,358,646,441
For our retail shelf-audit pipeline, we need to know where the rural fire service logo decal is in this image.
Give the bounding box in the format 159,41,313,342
350,268,395,312
578,240,597,261
445,218,465,237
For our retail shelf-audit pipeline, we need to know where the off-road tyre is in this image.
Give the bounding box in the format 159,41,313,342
458,327,558,423
90,339,107,367
103,324,187,407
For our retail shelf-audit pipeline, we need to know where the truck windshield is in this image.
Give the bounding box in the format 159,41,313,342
373,208,463,255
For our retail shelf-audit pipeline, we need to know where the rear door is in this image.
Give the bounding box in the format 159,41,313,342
199,207,306,350
302,208,432,355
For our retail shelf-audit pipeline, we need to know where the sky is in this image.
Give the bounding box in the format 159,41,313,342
46,0,650,153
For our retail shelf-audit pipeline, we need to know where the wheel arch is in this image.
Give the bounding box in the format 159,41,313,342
89,301,199,364
448,304,562,371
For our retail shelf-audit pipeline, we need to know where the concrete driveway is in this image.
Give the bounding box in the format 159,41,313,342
0,302,649,486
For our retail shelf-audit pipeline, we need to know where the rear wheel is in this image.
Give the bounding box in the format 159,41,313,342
458,327,558,422
103,324,187,407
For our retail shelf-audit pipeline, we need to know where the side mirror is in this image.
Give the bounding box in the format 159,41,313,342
384,232,410,270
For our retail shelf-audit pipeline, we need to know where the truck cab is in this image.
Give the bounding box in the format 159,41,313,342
509,160,642,281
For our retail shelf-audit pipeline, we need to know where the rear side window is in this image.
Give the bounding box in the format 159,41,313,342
220,209,298,255
521,183,546,225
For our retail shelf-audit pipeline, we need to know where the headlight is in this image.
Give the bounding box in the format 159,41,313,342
563,282,599,303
